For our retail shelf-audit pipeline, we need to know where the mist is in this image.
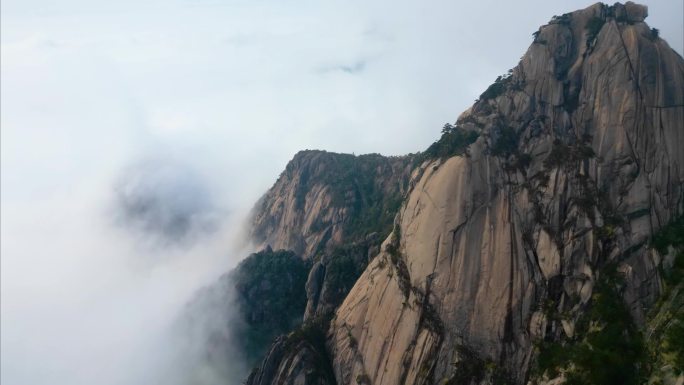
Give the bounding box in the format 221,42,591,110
2,0,682,384
113,157,222,247
1,155,251,385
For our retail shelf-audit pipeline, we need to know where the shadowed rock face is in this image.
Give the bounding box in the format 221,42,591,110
244,2,684,385
244,333,336,385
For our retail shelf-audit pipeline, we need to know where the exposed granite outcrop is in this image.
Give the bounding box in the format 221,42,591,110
250,151,415,322
328,2,684,384
244,2,684,384
250,150,414,260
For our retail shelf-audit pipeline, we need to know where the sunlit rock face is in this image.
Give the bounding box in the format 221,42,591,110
242,2,684,385
329,3,684,384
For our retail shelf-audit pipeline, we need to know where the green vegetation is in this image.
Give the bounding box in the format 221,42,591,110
543,139,595,170
650,28,660,41
232,249,310,364
532,29,547,45
446,346,513,385
652,216,684,262
420,123,479,162
479,75,511,101
316,244,370,311
281,315,337,384
646,216,684,378
534,215,684,384
665,318,684,374
325,251,365,295
283,314,330,352
486,124,538,175
384,225,412,301
292,152,410,242
585,16,605,43
490,126,519,157
535,266,647,385
514,153,533,170
651,216,684,288
550,13,571,26
568,271,646,385
346,188,403,241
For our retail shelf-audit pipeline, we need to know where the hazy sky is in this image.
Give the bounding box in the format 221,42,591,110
2,1,683,385
3,1,682,203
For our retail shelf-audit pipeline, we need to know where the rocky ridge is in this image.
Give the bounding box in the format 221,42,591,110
250,150,415,260
250,150,416,321
243,2,684,385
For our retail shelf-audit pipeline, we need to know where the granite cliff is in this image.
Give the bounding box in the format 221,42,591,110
327,2,684,384
183,150,416,380
250,150,415,261
238,2,684,384
250,150,416,320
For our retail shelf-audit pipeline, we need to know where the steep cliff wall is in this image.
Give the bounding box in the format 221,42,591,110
329,3,684,384
244,2,684,384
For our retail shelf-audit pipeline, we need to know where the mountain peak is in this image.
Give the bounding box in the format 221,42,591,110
244,2,684,384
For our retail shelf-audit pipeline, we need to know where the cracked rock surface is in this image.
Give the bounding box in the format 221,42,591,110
245,2,684,384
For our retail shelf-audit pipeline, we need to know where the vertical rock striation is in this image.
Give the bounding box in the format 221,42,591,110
244,2,684,384
329,2,683,384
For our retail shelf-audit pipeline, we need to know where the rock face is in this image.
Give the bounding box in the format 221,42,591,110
184,151,416,385
244,334,335,385
250,150,414,260
303,234,380,320
244,2,684,385
235,151,415,384
329,3,684,384
250,150,415,321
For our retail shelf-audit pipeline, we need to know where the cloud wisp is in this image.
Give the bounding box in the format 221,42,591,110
113,158,221,249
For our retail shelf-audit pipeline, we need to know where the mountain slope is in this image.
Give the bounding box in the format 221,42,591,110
244,2,684,384
250,150,415,260
329,3,683,384
182,150,416,381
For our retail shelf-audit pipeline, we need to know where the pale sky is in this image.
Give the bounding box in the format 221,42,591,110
2,1,683,385
3,0,682,204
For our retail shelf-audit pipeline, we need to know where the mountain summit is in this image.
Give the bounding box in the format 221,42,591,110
242,2,684,384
